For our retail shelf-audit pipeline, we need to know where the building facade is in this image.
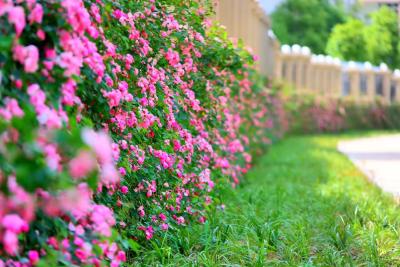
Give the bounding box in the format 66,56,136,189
360,0,400,17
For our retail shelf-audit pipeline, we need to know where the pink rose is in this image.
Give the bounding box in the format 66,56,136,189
120,186,128,194
8,6,25,36
69,151,96,179
28,250,40,265
29,4,43,24
13,45,39,73
3,231,18,255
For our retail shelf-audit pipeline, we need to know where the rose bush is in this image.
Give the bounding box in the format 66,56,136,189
285,93,400,133
0,0,286,265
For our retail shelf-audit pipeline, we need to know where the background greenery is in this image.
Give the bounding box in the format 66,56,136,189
271,0,345,54
272,0,400,69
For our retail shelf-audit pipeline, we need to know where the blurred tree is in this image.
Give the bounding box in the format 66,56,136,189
364,6,400,68
326,19,367,62
271,0,345,54
326,6,400,69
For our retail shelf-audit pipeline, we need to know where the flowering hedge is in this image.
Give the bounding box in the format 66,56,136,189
285,94,400,133
0,0,285,265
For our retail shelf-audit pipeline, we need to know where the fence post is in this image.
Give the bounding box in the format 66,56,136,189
394,70,400,103
364,62,375,103
301,47,311,92
309,55,318,92
348,62,360,101
281,45,293,84
380,63,391,104
273,38,282,80
333,58,342,99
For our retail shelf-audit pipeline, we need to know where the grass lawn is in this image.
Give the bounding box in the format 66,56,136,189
133,133,400,266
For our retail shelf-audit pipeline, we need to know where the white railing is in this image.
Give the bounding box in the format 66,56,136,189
214,0,400,104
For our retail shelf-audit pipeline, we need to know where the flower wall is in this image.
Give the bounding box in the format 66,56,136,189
0,0,285,265
285,94,400,133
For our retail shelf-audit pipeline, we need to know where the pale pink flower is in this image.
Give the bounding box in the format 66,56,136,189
0,98,24,121
29,3,43,24
160,223,169,231
82,129,113,164
3,231,18,255
8,6,25,36
36,29,45,40
13,45,39,73
0,1,12,17
69,151,96,179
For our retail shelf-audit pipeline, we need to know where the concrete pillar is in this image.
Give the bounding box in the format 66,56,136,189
383,72,391,104
334,66,343,99
374,64,391,104
364,62,375,103
394,70,400,103
309,55,318,92
273,41,282,80
347,62,360,101
291,45,301,90
350,71,360,100
307,63,314,92
302,53,311,92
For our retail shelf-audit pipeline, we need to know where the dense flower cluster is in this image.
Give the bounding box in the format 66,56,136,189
285,94,400,133
0,0,285,265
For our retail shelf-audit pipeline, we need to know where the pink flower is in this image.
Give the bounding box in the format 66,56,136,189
23,45,39,73
13,45,39,73
8,6,25,36
159,213,167,221
2,214,29,233
100,164,120,187
43,144,61,171
29,4,43,24
137,206,145,217
28,250,40,265
27,83,46,111
58,52,82,77
82,129,113,164
3,231,18,255
165,49,180,67
37,107,63,129
61,79,79,106
69,151,96,179
160,223,169,231
103,90,122,108
139,226,154,240
0,1,12,17
198,216,206,224
176,216,185,225
0,98,24,121
116,251,126,262
37,29,45,40
91,205,116,237
120,186,128,194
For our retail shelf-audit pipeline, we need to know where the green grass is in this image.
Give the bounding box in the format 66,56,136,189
132,133,400,266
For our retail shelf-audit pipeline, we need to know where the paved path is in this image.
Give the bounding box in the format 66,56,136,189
338,134,400,199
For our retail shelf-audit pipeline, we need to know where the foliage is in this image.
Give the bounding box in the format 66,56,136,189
364,6,400,68
0,0,286,266
326,19,367,62
271,0,345,54
327,6,400,69
285,94,400,134
129,134,400,265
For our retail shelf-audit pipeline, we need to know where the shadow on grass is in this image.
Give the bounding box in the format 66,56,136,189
132,133,400,266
